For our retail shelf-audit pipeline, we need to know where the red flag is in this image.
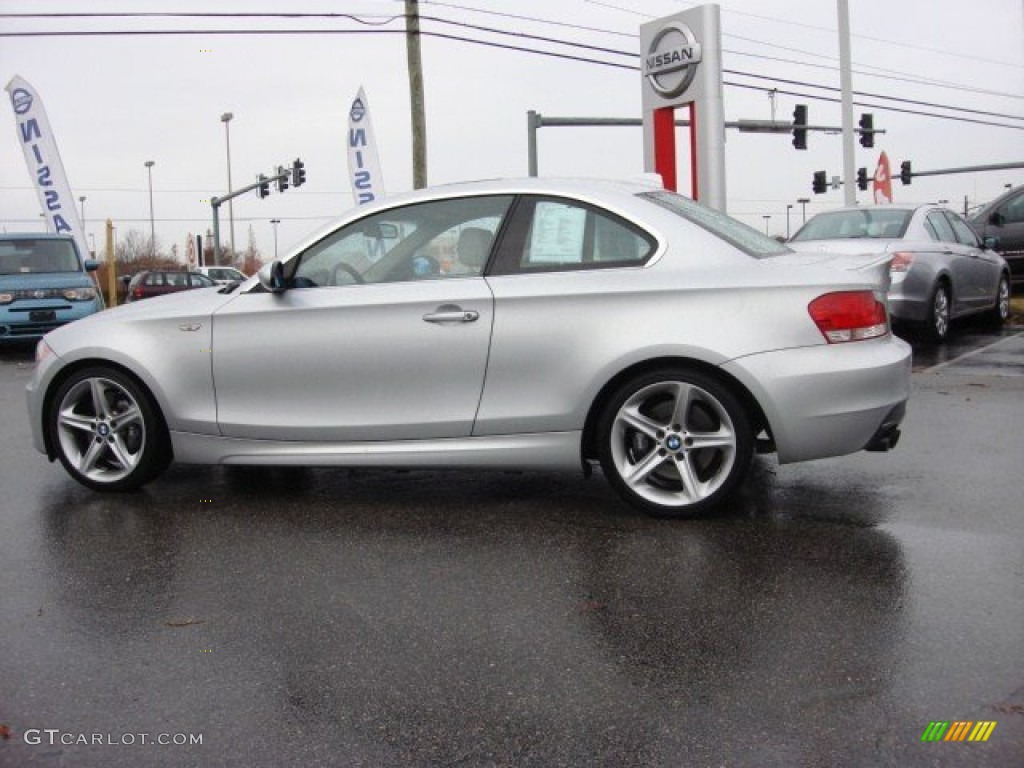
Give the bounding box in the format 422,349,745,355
873,151,893,204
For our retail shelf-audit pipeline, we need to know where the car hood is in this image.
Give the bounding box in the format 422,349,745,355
0,271,93,289
42,285,238,350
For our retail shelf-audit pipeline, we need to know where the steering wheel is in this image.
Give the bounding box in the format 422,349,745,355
330,263,365,285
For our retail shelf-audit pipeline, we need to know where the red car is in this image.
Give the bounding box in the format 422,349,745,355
126,270,216,301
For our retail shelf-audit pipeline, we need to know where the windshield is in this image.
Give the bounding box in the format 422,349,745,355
791,209,912,241
0,239,81,275
639,190,790,258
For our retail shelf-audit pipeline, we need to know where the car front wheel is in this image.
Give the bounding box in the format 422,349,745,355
597,368,754,518
48,367,170,491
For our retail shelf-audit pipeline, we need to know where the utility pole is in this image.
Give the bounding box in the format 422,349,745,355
838,0,856,206
405,0,427,189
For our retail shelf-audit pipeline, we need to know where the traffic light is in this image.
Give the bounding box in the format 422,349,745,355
792,104,808,150
292,158,306,187
900,160,912,185
858,113,874,148
257,174,270,199
812,170,827,195
276,165,289,193
856,167,868,191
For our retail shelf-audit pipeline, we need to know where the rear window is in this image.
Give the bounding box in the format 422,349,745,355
0,239,81,275
640,190,789,258
791,209,911,241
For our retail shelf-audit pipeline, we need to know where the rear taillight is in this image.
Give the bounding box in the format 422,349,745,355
131,287,143,299
808,291,888,343
890,252,914,272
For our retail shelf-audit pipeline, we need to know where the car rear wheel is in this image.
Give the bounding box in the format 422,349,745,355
49,367,170,491
986,274,1010,326
597,368,754,518
925,283,951,342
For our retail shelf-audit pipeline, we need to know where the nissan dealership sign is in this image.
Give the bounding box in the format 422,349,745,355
643,22,702,100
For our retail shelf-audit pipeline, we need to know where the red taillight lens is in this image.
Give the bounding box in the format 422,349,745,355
890,252,914,272
131,287,143,298
808,291,888,343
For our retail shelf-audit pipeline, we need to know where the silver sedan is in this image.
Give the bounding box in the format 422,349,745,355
789,204,1011,342
26,178,911,518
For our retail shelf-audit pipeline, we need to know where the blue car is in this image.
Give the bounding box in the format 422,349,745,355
0,233,104,344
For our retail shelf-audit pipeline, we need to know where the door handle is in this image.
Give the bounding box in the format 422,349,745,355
422,308,479,323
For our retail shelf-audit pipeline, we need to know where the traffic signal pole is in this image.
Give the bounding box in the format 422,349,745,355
210,165,296,264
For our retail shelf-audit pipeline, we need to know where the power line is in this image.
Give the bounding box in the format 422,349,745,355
2,22,1021,131
5,8,1020,104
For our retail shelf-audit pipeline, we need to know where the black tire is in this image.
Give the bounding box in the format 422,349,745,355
48,366,171,491
924,282,951,342
986,273,1010,327
596,367,754,518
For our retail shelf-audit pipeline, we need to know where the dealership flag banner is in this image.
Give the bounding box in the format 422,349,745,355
347,86,385,206
873,151,893,204
5,76,90,261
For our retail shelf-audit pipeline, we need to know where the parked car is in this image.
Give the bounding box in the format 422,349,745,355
970,185,1024,290
26,178,911,518
0,233,103,344
789,204,1010,342
126,269,216,301
190,265,248,285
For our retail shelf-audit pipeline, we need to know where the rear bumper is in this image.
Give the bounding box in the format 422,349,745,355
722,334,912,464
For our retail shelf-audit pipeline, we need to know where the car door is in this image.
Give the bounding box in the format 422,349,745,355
944,210,997,310
211,194,513,442
923,211,985,315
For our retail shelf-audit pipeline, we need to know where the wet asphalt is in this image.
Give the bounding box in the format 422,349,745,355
1,324,1022,767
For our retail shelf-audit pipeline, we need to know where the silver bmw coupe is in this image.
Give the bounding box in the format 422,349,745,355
26,178,911,517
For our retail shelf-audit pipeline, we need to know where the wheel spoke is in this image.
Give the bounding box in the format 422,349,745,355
78,438,106,475
673,453,704,500
624,448,668,488
89,378,112,419
617,405,662,441
669,382,695,430
106,436,138,471
688,426,735,451
110,405,142,433
58,409,95,434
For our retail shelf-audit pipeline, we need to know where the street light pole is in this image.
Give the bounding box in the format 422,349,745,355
762,215,771,236
144,160,155,256
270,218,281,259
797,197,810,224
221,112,235,263
786,204,793,239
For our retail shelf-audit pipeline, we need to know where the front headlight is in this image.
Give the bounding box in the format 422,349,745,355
62,287,97,301
0,292,13,305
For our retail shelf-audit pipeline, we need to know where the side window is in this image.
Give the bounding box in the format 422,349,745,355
1001,191,1024,224
166,273,187,287
926,212,956,244
144,273,162,286
945,212,980,247
291,195,514,288
493,196,655,274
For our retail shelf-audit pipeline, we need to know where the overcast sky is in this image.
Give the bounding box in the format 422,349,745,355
2,0,1022,258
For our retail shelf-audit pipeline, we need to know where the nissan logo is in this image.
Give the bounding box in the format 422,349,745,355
643,22,702,99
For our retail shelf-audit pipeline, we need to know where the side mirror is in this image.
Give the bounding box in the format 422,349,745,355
983,236,1000,251
258,261,287,294
83,259,100,272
